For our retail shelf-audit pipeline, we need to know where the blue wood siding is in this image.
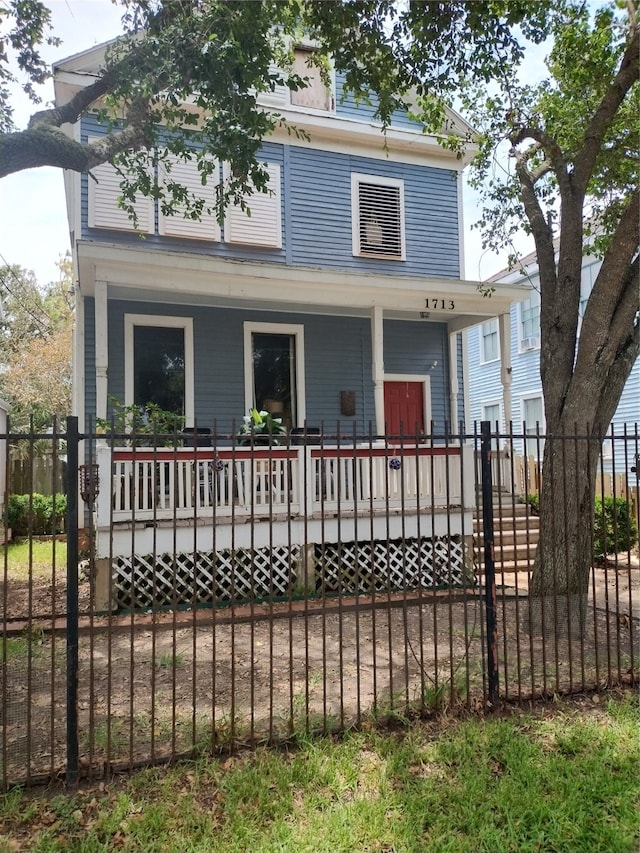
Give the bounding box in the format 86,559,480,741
103,301,451,435
383,320,450,429
288,148,459,276
80,116,460,278
335,72,425,131
81,115,287,265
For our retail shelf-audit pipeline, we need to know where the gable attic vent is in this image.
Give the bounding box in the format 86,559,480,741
353,176,405,260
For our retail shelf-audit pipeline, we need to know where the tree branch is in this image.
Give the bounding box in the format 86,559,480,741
573,26,639,192
28,67,119,130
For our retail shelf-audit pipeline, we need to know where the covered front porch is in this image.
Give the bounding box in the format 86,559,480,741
91,437,477,611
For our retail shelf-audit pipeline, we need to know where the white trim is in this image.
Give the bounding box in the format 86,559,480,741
76,242,527,325
351,172,406,261
124,314,194,425
243,321,306,425
94,281,108,421
72,289,85,427
382,373,432,431
457,171,466,278
462,329,471,434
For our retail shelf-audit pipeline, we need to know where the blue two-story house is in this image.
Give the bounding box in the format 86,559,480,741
467,249,640,477
55,41,525,610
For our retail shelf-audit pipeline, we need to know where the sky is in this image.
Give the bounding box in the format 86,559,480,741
0,0,539,287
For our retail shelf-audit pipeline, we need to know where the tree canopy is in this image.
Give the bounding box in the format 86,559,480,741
1,0,638,609
0,259,73,430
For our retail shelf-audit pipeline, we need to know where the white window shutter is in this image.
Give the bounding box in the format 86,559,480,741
87,141,154,233
256,62,290,108
351,174,405,260
290,49,332,111
158,155,220,241
224,163,282,248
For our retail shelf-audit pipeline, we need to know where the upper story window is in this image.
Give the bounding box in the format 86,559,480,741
290,47,333,112
87,138,154,233
351,173,405,261
519,289,540,352
87,148,281,250
157,154,221,242
480,318,499,363
224,162,282,248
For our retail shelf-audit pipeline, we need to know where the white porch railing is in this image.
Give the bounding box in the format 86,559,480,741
95,443,474,526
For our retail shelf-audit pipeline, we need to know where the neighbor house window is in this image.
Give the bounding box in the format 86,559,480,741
519,289,540,351
244,322,306,429
482,402,502,450
351,173,405,260
482,402,501,430
124,315,194,424
290,47,333,111
522,394,544,459
481,318,499,363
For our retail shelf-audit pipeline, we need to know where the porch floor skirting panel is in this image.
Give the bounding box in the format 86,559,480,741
111,535,472,611
113,546,301,611
315,535,469,594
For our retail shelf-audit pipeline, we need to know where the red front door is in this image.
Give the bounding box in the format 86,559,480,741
383,381,424,437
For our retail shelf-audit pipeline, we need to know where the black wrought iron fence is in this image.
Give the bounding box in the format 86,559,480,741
1,420,637,790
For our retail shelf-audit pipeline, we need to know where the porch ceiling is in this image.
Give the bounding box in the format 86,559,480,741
76,240,528,329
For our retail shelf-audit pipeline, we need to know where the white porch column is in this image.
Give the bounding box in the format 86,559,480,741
448,331,459,433
371,306,385,435
94,280,109,421
498,311,512,428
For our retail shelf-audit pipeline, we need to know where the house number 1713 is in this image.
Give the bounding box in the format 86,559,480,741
425,298,455,310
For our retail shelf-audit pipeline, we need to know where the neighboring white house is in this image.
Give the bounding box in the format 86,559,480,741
466,249,640,468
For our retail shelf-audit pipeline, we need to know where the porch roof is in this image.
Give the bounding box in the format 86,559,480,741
76,240,529,331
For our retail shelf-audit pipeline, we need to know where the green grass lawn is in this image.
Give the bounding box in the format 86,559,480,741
2,539,67,581
1,692,638,852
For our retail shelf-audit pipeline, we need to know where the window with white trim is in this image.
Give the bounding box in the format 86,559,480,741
482,402,501,430
157,153,220,241
244,322,305,430
87,139,154,233
351,173,405,260
480,318,499,363
224,163,282,248
124,315,194,424
519,289,540,351
522,394,544,459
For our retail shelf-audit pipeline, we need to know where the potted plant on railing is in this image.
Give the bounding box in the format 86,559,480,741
96,398,185,447
237,409,287,446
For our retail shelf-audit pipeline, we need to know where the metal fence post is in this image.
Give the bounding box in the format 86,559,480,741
66,416,79,787
480,421,500,707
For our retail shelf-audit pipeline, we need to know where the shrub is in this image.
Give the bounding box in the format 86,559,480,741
7,493,67,537
527,493,540,514
593,496,638,558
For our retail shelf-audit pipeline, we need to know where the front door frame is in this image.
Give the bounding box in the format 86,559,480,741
383,374,432,437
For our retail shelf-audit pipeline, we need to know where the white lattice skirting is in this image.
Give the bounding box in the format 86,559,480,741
112,536,472,611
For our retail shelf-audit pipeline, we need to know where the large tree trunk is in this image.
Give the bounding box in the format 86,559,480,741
528,432,600,638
